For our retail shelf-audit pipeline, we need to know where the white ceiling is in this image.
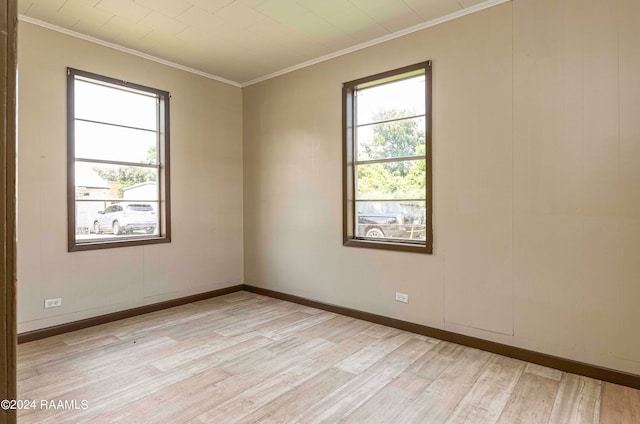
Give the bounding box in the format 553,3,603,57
18,0,505,86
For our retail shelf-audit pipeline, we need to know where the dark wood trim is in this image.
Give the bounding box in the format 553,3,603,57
343,239,431,254
66,67,172,252
162,87,172,243
424,61,433,252
341,82,356,246
18,282,640,390
17,285,243,344
342,61,433,254
67,66,76,252
68,68,171,98
0,1,17,422
244,285,640,390
69,236,171,252
342,61,432,90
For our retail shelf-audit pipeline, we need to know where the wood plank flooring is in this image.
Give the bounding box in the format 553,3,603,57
16,292,640,423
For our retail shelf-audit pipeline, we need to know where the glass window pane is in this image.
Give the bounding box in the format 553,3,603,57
355,200,426,241
75,162,158,201
356,159,426,200
356,75,425,126
75,120,157,164
75,200,159,241
75,79,157,130
357,117,425,161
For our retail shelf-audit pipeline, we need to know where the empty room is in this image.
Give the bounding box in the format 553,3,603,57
1,0,640,423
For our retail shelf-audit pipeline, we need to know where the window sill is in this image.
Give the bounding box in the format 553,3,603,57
69,235,170,252
343,238,432,254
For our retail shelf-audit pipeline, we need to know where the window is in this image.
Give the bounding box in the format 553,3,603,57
67,68,171,251
343,61,432,253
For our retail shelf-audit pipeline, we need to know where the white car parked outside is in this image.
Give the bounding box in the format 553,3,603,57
92,203,156,235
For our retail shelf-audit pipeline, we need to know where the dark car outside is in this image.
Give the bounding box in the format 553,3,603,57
356,203,426,241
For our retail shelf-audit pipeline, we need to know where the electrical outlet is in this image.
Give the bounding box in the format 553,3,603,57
395,292,409,303
44,298,62,308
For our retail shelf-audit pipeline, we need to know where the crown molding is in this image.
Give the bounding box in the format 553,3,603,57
240,0,511,87
18,15,242,88
19,0,510,89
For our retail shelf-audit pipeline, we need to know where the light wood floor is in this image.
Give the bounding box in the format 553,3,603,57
17,291,640,423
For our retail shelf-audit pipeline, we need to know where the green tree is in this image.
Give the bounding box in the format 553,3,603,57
93,145,157,197
362,109,425,177
403,143,426,198
145,145,157,165
358,109,426,199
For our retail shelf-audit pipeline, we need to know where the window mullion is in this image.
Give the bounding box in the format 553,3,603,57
355,198,426,203
355,155,426,166
74,158,160,169
74,117,157,133
356,113,425,128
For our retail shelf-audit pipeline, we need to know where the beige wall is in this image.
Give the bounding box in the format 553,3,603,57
243,0,640,375
16,0,640,376
17,22,244,332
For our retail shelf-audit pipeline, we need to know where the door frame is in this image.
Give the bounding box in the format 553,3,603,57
0,0,17,423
